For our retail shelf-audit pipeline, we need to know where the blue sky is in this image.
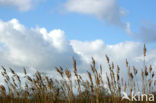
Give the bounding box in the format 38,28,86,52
0,0,156,44
0,0,156,73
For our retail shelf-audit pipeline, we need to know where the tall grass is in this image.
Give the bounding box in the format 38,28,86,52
0,44,155,103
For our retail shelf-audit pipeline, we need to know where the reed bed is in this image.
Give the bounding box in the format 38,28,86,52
0,44,155,103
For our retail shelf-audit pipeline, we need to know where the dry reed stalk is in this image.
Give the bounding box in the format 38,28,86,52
0,44,155,103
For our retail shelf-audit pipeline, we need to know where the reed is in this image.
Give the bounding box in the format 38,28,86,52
0,44,155,103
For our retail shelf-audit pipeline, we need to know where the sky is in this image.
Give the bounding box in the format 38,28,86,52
0,0,156,43
0,0,156,80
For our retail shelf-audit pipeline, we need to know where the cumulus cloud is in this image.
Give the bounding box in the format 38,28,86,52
0,0,40,11
71,40,137,67
0,19,77,72
63,0,126,26
0,19,156,81
70,40,156,79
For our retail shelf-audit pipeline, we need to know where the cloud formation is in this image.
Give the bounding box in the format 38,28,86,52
70,40,156,80
0,19,77,71
63,0,126,26
0,0,40,11
0,19,155,79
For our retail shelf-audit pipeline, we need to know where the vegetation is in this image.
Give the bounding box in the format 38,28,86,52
0,44,155,103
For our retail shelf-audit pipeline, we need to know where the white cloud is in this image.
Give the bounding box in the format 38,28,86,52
0,19,155,82
0,19,77,71
70,40,156,78
63,0,126,26
71,40,139,66
0,0,40,11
